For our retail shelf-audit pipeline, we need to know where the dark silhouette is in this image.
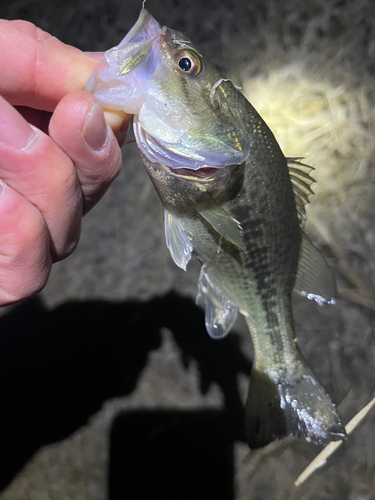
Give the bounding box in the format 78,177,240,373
0,292,251,492
109,410,235,500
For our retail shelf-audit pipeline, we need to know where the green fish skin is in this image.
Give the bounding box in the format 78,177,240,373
86,9,346,448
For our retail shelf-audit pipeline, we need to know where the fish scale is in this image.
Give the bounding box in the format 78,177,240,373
86,8,346,449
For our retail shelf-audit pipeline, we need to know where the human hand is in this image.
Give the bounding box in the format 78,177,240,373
0,20,131,306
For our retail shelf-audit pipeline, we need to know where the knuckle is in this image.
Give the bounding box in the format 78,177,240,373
15,207,48,252
53,232,80,262
82,134,122,193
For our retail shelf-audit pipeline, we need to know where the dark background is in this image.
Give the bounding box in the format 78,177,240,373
0,0,375,498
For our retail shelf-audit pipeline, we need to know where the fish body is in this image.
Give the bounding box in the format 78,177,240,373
86,10,346,447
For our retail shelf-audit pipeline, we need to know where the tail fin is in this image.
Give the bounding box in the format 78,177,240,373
245,365,346,449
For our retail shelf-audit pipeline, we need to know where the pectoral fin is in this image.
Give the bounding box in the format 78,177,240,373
294,231,336,305
195,194,245,251
164,210,193,271
196,265,238,339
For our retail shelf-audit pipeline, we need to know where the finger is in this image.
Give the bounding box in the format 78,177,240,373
0,179,51,306
49,91,127,213
0,20,132,133
0,19,101,111
0,96,82,260
16,105,130,143
14,106,52,135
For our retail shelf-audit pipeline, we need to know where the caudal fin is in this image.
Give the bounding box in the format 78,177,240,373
245,366,346,449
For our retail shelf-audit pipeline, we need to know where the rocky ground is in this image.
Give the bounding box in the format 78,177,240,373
0,0,374,498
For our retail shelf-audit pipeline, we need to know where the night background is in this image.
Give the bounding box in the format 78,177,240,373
0,0,374,498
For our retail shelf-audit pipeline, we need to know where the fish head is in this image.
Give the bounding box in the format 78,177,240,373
86,9,250,176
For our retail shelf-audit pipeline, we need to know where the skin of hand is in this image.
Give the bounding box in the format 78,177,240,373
0,19,132,306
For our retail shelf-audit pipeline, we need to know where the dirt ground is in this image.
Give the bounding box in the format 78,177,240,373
0,0,374,498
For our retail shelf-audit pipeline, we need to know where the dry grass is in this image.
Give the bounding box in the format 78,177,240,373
295,397,375,486
237,54,375,309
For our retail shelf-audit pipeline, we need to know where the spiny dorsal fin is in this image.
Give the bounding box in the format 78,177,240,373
287,158,315,227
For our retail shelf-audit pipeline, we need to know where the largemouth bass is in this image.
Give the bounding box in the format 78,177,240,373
86,9,346,448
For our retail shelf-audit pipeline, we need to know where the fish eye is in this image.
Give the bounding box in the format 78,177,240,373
175,50,202,77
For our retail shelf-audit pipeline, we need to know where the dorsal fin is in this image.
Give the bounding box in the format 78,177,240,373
287,158,315,227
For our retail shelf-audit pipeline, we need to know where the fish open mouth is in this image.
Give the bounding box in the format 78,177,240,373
134,120,242,176
167,165,238,185
172,167,223,178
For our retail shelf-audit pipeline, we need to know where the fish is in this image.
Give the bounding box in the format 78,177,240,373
86,9,346,448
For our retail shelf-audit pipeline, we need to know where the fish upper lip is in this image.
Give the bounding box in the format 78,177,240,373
113,9,163,73
125,9,161,41
123,10,183,65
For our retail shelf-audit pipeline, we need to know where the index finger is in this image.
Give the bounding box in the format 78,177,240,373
0,20,101,111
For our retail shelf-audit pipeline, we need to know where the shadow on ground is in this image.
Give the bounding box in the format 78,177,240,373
109,409,235,500
0,292,251,492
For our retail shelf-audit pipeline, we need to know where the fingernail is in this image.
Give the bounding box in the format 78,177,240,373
0,97,36,150
83,100,109,151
